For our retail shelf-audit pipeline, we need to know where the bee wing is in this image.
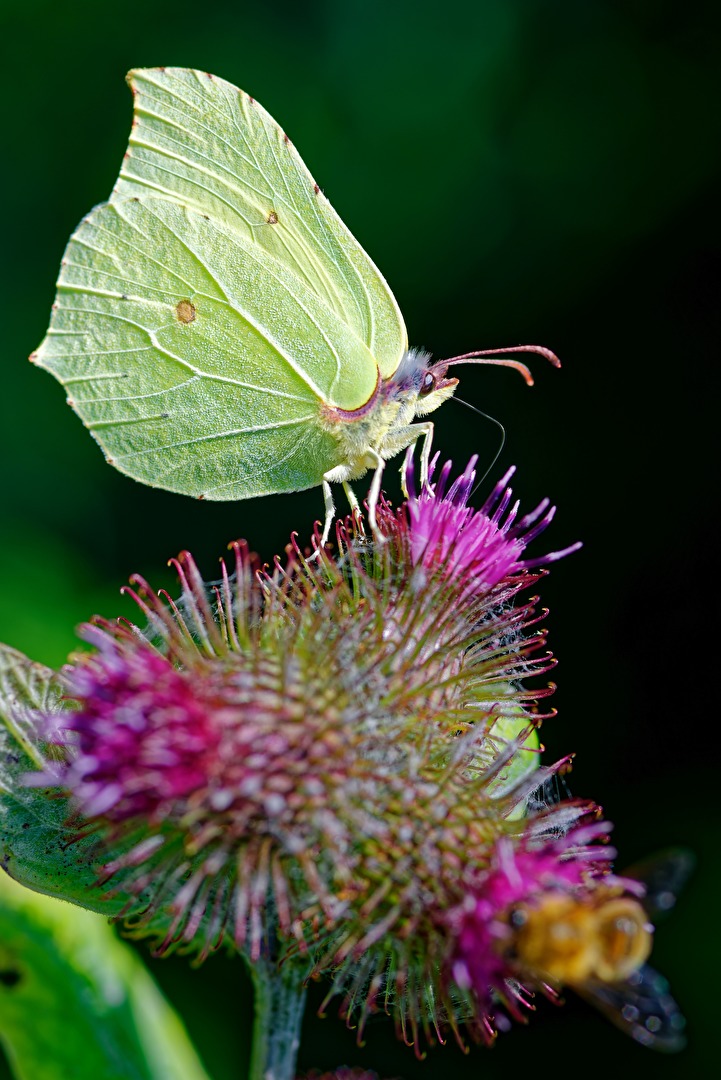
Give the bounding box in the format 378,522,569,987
623,847,696,920
576,965,686,1052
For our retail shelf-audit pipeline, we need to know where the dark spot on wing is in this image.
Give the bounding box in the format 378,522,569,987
176,299,197,324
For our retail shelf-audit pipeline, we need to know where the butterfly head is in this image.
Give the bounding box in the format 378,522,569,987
387,349,459,418
415,358,460,417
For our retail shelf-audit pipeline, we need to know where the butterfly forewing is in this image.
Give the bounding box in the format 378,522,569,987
114,67,407,380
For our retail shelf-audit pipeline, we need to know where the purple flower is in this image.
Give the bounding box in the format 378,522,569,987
448,818,653,1038
403,454,581,596
52,638,221,822
20,463,682,1054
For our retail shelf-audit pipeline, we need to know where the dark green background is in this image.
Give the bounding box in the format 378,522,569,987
1,1,717,1076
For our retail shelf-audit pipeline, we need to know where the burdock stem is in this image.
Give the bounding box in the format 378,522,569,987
248,954,308,1080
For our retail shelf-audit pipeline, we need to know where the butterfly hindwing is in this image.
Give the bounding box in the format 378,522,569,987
33,196,377,499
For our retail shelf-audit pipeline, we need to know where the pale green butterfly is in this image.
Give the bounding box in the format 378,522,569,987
32,68,558,541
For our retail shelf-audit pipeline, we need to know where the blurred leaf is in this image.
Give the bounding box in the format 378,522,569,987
489,705,541,820
0,522,117,670
0,871,212,1080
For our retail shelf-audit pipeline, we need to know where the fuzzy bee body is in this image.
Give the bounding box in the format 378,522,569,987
502,849,693,1051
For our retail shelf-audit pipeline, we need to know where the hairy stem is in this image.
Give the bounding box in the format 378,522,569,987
248,956,308,1080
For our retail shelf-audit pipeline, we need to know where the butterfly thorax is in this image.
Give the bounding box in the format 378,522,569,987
319,349,458,481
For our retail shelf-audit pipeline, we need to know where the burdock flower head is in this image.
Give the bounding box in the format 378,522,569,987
26,459,683,1053
404,453,581,595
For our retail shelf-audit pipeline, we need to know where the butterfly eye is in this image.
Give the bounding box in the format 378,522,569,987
420,372,436,395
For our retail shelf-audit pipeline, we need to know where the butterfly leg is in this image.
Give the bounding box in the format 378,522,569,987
320,465,359,547
378,421,435,498
417,421,435,490
365,450,387,541
342,481,367,538
342,481,361,516
320,479,337,547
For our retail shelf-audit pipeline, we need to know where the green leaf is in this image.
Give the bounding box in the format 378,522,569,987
0,643,125,913
0,871,212,1080
0,642,61,769
0,643,244,954
487,701,541,821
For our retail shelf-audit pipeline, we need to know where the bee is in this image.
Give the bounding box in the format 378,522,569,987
508,889,653,985
503,849,693,1051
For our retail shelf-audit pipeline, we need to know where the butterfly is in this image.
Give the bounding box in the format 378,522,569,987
32,68,556,540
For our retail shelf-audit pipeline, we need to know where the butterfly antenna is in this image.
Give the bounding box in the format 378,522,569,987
441,344,561,386
451,395,506,492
